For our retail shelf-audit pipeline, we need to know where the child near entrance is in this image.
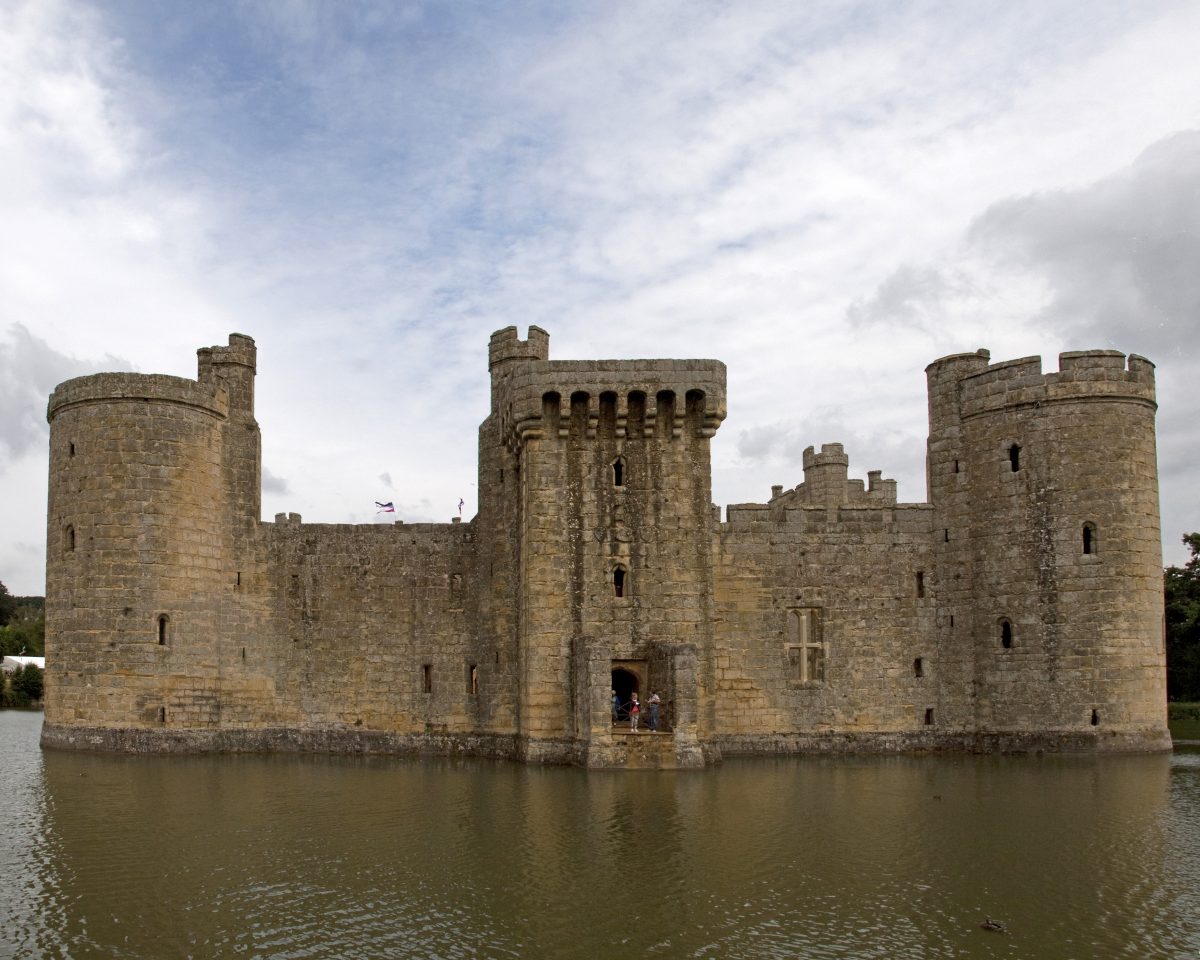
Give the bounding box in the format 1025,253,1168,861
648,692,661,732
629,693,640,731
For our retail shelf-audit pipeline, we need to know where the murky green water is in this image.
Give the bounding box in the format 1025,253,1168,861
1,712,1198,959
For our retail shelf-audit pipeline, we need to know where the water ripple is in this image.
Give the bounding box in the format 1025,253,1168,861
2,716,1199,959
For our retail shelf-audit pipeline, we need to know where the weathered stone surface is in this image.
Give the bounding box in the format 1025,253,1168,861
41,331,1171,767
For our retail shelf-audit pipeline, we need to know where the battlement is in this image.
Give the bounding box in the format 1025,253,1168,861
47,372,229,423
956,350,1156,419
802,442,849,470
487,328,727,447
488,325,550,370
198,332,256,376
500,362,727,446
763,443,899,509
924,348,991,384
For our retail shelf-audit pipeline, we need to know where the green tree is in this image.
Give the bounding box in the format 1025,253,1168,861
0,580,14,627
1165,533,1200,701
0,593,45,657
11,663,44,703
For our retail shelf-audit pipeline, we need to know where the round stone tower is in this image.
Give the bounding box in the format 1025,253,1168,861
43,336,257,741
927,348,1168,750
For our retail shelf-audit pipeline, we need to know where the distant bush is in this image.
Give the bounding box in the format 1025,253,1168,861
0,618,45,657
1,663,44,709
1168,702,1200,723
0,584,45,657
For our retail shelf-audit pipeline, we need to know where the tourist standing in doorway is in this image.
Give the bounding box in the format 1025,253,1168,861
612,689,620,723
648,692,661,732
629,693,640,731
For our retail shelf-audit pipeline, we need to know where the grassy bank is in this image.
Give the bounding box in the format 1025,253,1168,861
1168,702,1200,742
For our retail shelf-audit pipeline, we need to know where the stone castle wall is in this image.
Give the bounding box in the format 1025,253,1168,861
41,330,1170,765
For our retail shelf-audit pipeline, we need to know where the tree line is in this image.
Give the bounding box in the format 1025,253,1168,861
1165,533,1200,702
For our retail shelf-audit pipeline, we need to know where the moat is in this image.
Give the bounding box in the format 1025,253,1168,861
3,712,1198,959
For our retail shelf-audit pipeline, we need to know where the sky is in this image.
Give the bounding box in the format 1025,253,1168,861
1,0,1198,596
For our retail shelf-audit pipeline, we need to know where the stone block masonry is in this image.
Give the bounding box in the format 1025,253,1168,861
41,331,1170,767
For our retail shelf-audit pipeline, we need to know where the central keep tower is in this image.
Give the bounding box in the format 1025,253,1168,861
480,327,726,766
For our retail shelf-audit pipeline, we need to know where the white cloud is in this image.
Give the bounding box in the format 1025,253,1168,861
2,0,1199,594
0,324,131,460
850,129,1200,563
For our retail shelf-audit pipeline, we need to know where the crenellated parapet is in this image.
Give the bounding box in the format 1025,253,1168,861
953,350,1156,420
48,372,230,422
488,327,727,450
764,443,898,509
488,325,550,369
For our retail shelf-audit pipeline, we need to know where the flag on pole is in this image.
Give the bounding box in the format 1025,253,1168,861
375,501,395,513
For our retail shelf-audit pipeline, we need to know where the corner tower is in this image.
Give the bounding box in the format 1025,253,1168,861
926,349,1168,750
43,335,259,737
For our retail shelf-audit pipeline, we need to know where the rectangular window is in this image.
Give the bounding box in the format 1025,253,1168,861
468,664,478,696
422,664,432,694
786,607,825,684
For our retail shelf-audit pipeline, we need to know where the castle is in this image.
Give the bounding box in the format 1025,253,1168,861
41,328,1170,767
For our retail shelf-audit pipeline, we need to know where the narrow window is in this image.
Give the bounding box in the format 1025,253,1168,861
953,459,959,473
943,529,950,543
69,442,76,457
1090,709,1100,726
1001,620,1013,649
924,708,935,725
64,525,75,553
806,642,824,682
949,614,955,628
235,571,241,587
613,567,626,598
1082,523,1097,555
915,571,925,598
787,646,802,682
157,614,169,645
422,664,432,694
1009,444,1021,472
158,706,166,723
612,457,625,487
468,664,478,695
914,657,924,678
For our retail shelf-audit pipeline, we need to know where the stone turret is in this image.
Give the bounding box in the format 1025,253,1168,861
926,348,1167,749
